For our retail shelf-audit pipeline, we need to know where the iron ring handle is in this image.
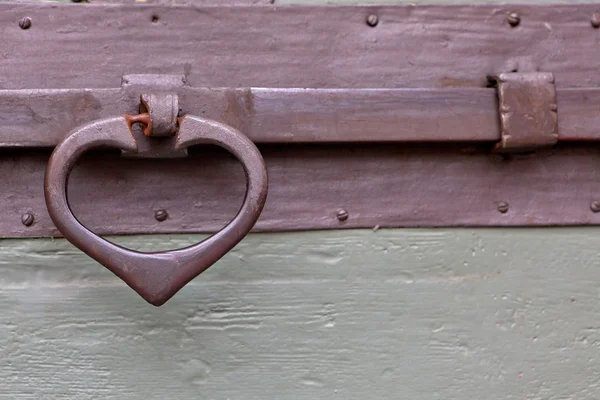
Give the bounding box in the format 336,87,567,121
44,115,268,306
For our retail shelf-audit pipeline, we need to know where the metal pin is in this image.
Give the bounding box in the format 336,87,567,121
592,14,600,28
591,201,600,213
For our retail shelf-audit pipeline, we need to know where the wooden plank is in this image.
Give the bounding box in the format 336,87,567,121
4,144,600,237
1,229,599,399
244,87,501,142
0,87,501,146
1,3,600,90
279,0,597,3
3,86,600,147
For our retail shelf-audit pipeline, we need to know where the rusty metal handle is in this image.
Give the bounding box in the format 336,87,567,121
44,115,268,306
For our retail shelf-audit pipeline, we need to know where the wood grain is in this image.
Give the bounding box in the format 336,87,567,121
1,230,599,399
16,0,271,3
0,87,502,147
4,86,600,147
2,3,600,90
5,144,600,237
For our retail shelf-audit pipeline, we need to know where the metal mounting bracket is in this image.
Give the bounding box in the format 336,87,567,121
494,72,559,153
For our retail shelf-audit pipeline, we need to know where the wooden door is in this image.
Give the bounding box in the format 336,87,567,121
1,0,598,399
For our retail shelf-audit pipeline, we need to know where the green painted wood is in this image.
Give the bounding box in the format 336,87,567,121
1,229,600,399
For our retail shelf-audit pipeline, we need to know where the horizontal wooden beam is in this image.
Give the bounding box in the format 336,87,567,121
1,3,600,91
4,144,600,237
1,86,600,147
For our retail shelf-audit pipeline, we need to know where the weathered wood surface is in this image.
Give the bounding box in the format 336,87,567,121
1,230,600,399
3,3,600,90
5,145,600,237
4,86,600,148
0,87,500,147
11,0,272,5
0,87,503,146
278,0,596,3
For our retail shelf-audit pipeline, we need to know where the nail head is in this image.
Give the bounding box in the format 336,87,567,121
497,202,509,214
507,12,520,27
155,209,168,222
336,208,349,222
21,213,34,227
366,14,379,27
591,201,600,213
18,17,32,30
592,14,600,28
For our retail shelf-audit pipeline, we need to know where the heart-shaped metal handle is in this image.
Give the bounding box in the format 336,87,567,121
44,115,268,306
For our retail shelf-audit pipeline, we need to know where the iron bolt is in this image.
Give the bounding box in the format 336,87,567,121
21,213,34,227
591,201,600,213
497,202,509,214
154,209,169,222
18,17,31,30
366,14,379,27
336,208,349,222
507,12,520,27
592,14,600,28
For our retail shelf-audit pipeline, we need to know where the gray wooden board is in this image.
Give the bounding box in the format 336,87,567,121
1,229,600,399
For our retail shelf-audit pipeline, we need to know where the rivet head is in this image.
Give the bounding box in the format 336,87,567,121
336,208,349,222
18,17,31,30
366,14,379,27
591,201,600,213
497,202,509,214
592,14,600,28
21,213,34,227
154,209,168,222
507,12,520,27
